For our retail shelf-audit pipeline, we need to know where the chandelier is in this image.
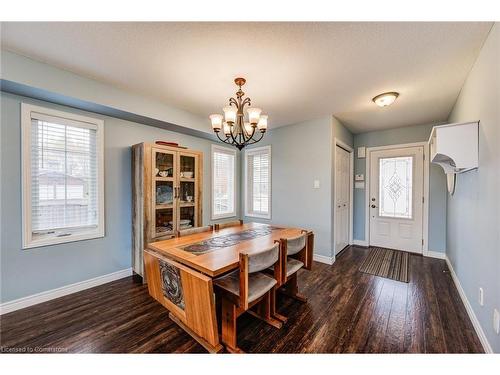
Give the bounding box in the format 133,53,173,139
209,77,268,150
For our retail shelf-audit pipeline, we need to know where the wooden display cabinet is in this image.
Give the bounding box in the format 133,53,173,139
132,143,202,278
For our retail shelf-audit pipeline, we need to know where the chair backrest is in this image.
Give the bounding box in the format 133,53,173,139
177,225,213,237
239,241,280,309
285,233,307,256
246,242,280,273
215,220,243,231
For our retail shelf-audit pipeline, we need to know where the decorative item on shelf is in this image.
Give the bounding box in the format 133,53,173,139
186,195,193,202
181,171,194,178
155,141,188,149
156,185,173,205
158,167,173,177
209,77,268,150
169,219,192,230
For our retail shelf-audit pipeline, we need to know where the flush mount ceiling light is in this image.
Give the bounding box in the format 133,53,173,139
372,92,399,107
209,77,268,150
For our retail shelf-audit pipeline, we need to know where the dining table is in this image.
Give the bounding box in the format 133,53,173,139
144,222,314,353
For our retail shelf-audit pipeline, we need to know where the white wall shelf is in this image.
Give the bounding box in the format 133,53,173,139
428,121,479,174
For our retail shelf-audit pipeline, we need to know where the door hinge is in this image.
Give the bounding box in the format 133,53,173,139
422,239,424,246
422,196,425,204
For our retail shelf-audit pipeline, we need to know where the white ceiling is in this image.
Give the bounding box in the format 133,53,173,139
1,22,493,133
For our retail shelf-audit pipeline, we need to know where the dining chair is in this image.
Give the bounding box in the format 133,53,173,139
177,225,213,237
214,220,243,231
279,230,312,303
214,241,283,353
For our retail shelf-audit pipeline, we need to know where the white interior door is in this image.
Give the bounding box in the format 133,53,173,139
335,146,350,254
369,146,424,253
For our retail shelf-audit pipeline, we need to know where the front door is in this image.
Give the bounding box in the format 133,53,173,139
369,146,424,253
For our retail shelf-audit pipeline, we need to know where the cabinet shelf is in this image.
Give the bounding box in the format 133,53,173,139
180,177,195,182
180,202,196,207
156,203,174,210
155,176,174,182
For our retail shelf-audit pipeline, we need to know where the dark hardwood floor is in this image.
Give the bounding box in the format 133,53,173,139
0,246,483,353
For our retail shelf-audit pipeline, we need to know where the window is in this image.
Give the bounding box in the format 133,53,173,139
211,145,236,219
245,145,271,219
22,104,104,248
379,156,413,219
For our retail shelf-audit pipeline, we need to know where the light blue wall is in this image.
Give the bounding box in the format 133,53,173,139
333,115,354,146
353,123,447,253
241,117,333,257
446,23,499,353
1,50,210,134
0,92,240,303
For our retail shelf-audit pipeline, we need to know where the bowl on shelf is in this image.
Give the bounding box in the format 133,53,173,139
182,171,194,178
169,219,191,226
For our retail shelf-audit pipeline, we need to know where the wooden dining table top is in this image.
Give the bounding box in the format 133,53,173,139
147,222,306,277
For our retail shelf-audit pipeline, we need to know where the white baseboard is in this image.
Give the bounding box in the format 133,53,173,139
313,254,334,265
352,239,368,247
0,268,133,315
445,256,492,353
424,250,446,259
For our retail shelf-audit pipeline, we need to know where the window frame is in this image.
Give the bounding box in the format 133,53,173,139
21,103,105,249
211,144,237,220
244,145,272,219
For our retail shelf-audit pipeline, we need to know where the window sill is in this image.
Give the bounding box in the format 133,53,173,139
211,212,237,221
23,230,104,249
245,212,271,220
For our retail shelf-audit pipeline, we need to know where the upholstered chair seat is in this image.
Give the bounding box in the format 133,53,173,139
214,270,277,303
286,258,304,278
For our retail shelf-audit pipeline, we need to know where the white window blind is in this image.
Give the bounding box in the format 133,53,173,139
245,146,271,218
22,104,104,248
211,146,236,219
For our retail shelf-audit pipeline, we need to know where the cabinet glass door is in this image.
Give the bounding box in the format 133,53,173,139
178,153,199,230
152,149,176,238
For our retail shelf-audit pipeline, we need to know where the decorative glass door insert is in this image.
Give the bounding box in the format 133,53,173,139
153,149,176,237
378,156,413,219
178,153,198,230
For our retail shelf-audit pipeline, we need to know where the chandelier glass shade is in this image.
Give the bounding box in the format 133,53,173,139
210,78,267,150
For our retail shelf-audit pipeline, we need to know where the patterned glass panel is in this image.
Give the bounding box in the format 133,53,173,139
379,156,413,219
